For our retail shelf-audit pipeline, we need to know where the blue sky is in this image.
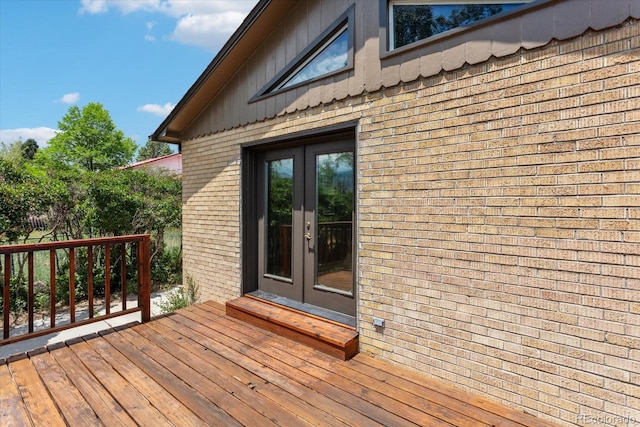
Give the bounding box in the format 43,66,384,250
0,0,258,150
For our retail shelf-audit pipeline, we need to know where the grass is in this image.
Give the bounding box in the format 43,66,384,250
164,227,182,252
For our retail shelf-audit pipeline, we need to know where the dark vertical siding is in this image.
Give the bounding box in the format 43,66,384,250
182,0,636,139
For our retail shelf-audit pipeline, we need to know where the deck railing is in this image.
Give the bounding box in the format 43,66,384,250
1,234,151,345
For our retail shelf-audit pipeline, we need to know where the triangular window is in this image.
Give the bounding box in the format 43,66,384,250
279,25,349,90
252,6,354,100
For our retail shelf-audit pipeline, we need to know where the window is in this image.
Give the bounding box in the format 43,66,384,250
278,25,349,90
251,5,354,100
388,0,532,50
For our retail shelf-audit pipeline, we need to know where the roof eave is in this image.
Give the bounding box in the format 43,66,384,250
150,0,274,144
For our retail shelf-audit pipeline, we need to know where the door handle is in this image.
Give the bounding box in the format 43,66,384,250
304,232,312,241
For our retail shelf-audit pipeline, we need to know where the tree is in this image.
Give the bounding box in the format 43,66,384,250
393,4,505,49
393,5,435,49
434,5,503,34
0,140,25,165
137,140,174,162
0,159,58,243
21,138,38,160
38,102,136,172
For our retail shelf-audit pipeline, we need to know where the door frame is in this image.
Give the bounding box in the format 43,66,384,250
241,123,358,321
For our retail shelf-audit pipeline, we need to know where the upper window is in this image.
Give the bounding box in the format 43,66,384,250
252,6,354,101
279,25,349,90
389,0,531,50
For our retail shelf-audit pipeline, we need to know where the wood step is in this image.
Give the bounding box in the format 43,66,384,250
225,295,358,360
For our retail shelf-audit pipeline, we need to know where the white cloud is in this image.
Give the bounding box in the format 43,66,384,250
137,102,175,117
80,0,160,15
144,21,157,42
79,0,109,14
0,127,58,146
79,0,258,51
171,11,247,50
161,1,256,18
59,92,80,104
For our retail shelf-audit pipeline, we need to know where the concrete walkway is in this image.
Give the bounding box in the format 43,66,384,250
0,288,177,360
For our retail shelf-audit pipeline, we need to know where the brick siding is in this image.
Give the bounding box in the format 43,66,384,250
181,20,639,426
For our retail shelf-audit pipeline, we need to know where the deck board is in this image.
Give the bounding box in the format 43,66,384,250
172,307,379,426
29,352,103,426
85,334,205,427
49,345,135,426
66,339,173,427
146,316,342,427
192,304,479,427
1,363,33,427
5,358,66,427
1,301,558,427
188,306,446,426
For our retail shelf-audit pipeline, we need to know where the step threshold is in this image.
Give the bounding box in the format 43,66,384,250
226,294,359,360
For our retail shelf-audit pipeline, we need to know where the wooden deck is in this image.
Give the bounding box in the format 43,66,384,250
1,301,557,427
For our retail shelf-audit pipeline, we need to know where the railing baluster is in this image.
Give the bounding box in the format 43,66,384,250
88,245,94,319
50,250,56,328
28,252,34,333
69,248,75,324
121,243,127,311
3,254,10,339
1,235,152,345
105,245,111,315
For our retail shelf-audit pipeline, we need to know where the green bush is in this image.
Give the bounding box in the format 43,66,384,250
0,277,28,318
158,276,199,313
151,246,182,288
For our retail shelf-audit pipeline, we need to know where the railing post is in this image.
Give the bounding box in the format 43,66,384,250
87,245,94,319
3,254,10,339
69,248,75,323
50,250,56,328
121,243,127,311
138,236,151,322
105,245,111,315
28,252,34,333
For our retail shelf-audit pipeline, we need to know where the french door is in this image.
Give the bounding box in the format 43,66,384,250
256,139,355,316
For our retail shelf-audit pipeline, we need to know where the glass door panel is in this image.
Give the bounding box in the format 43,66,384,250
257,147,303,301
265,158,293,280
304,141,355,316
315,152,354,294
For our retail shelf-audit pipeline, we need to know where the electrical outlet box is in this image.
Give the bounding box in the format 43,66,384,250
373,317,385,328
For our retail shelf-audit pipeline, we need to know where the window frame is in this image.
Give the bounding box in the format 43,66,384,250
250,5,355,103
380,0,538,56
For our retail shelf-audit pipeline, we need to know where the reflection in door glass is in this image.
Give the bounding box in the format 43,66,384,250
316,152,353,294
266,158,293,279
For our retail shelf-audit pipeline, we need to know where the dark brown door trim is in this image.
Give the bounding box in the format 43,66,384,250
241,126,357,318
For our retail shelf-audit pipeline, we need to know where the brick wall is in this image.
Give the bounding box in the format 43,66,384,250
358,21,639,426
182,20,639,426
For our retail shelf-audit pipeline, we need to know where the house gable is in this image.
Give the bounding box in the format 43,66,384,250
153,0,638,144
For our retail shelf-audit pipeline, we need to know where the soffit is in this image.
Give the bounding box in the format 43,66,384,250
153,0,297,143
